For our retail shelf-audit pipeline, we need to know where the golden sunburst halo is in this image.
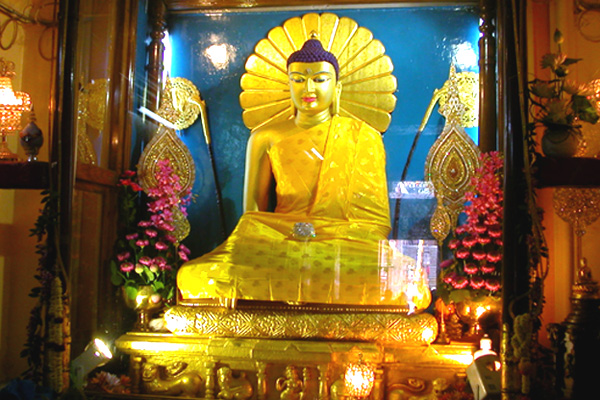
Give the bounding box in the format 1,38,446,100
240,12,397,134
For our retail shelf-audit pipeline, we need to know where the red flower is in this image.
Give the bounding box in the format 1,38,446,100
488,224,502,238
462,235,477,248
472,249,487,261
470,276,485,289
480,263,496,273
117,251,130,262
485,278,501,291
452,276,469,289
463,263,479,274
448,239,460,250
474,224,487,234
477,236,491,245
440,259,454,269
486,250,502,263
456,247,470,259
443,272,457,284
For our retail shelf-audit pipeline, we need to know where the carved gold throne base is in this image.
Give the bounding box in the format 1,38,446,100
115,304,476,399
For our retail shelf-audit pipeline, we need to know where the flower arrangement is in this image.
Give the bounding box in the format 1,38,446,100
439,151,503,302
528,29,599,156
110,159,191,303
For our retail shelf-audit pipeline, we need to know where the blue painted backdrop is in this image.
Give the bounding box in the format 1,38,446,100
146,6,479,257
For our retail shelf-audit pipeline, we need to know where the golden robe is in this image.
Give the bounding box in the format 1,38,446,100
178,116,429,307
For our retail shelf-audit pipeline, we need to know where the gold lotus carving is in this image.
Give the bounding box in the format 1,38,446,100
240,12,397,133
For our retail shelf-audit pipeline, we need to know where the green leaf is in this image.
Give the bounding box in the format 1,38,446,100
562,57,582,66
125,285,138,300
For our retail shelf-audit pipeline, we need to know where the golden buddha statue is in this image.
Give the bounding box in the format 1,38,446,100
177,38,430,309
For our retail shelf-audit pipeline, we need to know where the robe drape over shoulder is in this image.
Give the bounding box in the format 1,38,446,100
178,116,430,308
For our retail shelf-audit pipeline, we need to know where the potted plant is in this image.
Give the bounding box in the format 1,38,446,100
528,29,599,157
110,159,191,330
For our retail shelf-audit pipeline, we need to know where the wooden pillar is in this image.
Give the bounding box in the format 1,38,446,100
146,0,167,113
479,0,498,152
498,0,530,398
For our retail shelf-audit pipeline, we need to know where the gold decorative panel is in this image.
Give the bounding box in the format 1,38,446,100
164,306,438,345
240,12,397,133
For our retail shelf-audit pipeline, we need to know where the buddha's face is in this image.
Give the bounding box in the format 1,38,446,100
288,61,337,116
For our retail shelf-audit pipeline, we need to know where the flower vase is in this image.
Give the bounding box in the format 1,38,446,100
541,128,581,158
456,297,501,341
122,285,163,331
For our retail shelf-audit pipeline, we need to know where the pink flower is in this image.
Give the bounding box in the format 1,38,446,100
117,251,130,262
178,251,189,261
440,259,454,269
179,244,191,255
164,234,177,243
120,262,134,272
145,229,158,238
125,233,139,241
139,256,152,266
154,257,167,267
463,263,479,274
136,239,149,247
138,220,152,228
155,241,168,251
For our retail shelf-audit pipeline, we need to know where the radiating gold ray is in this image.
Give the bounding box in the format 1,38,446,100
302,13,320,38
341,40,386,77
255,39,287,68
340,103,392,132
241,12,397,133
283,17,305,50
342,75,397,92
330,17,358,57
320,13,339,51
337,27,373,70
242,102,291,128
340,93,397,113
343,56,393,83
244,106,293,132
244,55,287,81
240,91,290,109
240,74,288,91
267,28,295,56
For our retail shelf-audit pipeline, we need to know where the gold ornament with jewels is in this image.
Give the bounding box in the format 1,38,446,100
425,65,481,244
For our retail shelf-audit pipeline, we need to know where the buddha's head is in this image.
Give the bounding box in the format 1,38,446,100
287,37,341,118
